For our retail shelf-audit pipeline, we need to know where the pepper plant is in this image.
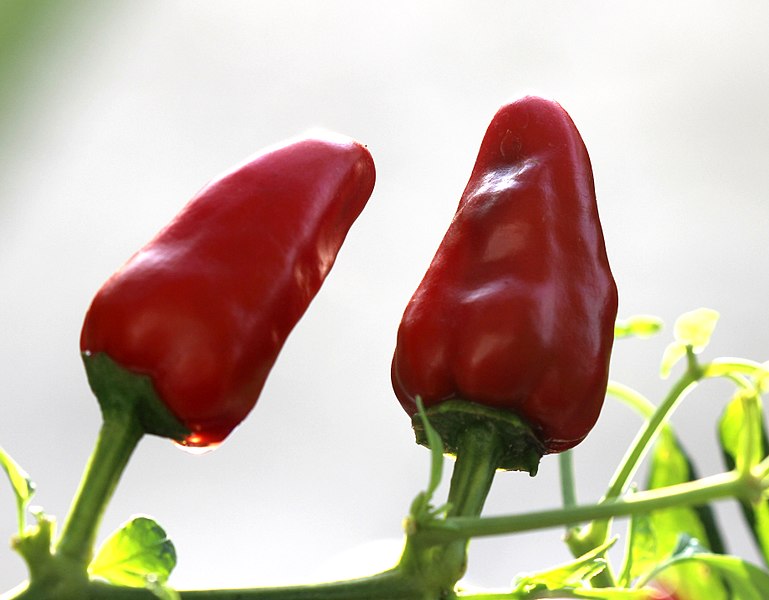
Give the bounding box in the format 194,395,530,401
2,97,769,600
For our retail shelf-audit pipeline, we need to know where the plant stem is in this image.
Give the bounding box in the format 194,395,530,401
446,423,503,518
605,359,763,503
418,470,747,544
178,570,418,600
398,421,504,596
558,450,577,512
3,570,425,600
604,373,697,502
55,411,143,569
437,422,504,585
605,380,656,419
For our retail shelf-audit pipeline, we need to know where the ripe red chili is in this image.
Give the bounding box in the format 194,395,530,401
81,132,375,448
391,96,617,454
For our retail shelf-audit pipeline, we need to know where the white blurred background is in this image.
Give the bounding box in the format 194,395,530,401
1,0,768,592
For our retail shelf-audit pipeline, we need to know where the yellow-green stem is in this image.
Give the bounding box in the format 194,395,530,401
55,411,143,569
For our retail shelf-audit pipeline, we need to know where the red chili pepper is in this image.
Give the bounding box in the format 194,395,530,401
81,132,375,449
391,96,617,455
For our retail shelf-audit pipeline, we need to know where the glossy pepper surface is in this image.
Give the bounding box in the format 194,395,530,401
81,132,375,448
391,96,617,453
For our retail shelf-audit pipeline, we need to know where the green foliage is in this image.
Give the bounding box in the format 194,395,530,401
407,397,449,526
510,538,613,595
639,538,769,599
88,516,177,597
719,390,769,566
614,315,664,340
620,429,724,585
4,307,769,599
0,445,35,534
418,396,445,501
660,307,719,378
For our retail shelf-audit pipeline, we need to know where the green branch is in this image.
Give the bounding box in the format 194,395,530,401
418,470,751,544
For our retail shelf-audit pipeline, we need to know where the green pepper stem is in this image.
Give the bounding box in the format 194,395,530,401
397,421,504,596
446,423,503,518
435,422,503,587
55,411,144,569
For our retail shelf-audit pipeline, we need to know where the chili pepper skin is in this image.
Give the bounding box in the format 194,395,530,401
392,96,617,456
81,132,375,448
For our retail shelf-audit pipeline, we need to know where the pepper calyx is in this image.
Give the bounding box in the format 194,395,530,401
81,352,190,442
411,399,545,475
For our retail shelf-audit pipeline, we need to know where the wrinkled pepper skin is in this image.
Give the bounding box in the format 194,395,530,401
81,132,375,448
392,97,617,453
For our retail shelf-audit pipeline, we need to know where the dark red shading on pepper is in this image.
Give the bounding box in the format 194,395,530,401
81,131,375,448
392,96,617,454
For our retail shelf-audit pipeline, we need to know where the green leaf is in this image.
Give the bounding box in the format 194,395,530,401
416,396,444,500
673,307,719,351
659,342,687,379
615,315,664,340
719,392,769,567
510,540,662,598
88,516,176,588
511,538,614,594
659,308,719,378
642,551,769,600
0,445,36,534
407,399,450,529
621,429,725,584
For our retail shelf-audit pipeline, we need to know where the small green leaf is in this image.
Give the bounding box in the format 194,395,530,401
673,307,719,351
757,361,769,393
659,341,687,379
0,445,36,534
621,429,725,585
416,397,444,500
615,315,664,340
88,516,176,588
648,434,725,554
719,392,769,567
659,308,719,378
511,538,614,594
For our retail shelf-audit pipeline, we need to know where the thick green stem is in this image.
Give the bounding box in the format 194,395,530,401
438,422,504,585
2,569,424,600
446,423,503,518
55,411,143,569
399,421,504,597
179,570,419,600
